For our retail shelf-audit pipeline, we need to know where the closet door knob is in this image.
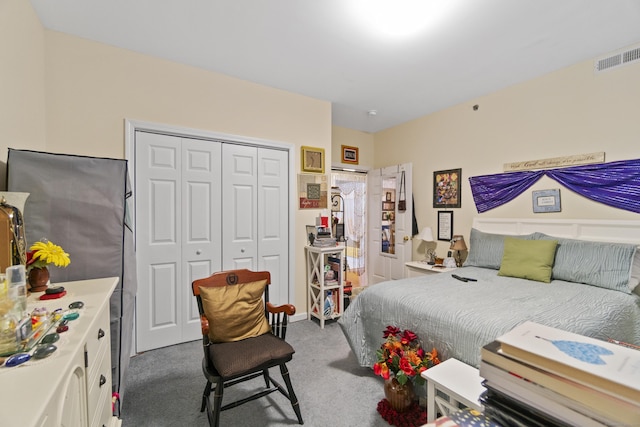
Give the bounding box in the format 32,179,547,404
98,329,105,339
241,248,245,253
196,250,202,255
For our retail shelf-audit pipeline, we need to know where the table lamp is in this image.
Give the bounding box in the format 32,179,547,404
450,235,467,267
417,227,436,264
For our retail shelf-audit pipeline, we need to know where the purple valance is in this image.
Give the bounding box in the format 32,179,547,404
469,158,640,214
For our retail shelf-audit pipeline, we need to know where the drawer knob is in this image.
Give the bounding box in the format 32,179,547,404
98,328,105,339
99,375,107,387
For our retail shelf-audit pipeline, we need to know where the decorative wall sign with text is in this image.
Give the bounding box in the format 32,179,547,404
298,174,328,209
504,152,605,172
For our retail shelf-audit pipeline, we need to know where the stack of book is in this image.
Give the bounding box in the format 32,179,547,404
480,321,640,427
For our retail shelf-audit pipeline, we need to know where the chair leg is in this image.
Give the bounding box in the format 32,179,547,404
212,379,224,427
201,380,211,412
280,364,303,425
262,369,270,388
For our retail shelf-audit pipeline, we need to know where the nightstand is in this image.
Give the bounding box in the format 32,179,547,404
404,261,456,278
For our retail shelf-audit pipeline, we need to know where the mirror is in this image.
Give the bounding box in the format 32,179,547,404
381,176,396,254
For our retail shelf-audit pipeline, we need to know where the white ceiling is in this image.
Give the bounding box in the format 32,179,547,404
30,0,640,133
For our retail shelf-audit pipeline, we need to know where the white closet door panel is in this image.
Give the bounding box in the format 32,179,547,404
150,263,178,327
258,148,288,305
136,132,182,351
222,144,257,270
181,138,221,341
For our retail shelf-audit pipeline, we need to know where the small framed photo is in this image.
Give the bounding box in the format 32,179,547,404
306,225,317,244
437,211,453,241
341,145,359,164
382,201,394,211
532,189,561,213
382,212,389,221
386,192,392,201
301,146,325,173
433,168,461,208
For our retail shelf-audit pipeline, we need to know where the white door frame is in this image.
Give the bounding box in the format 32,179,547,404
124,119,296,352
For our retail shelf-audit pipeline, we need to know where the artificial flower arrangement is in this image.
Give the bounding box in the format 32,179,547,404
26,240,71,270
374,325,440,385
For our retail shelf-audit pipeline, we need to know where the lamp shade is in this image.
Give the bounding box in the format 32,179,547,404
417,227,434,242
450,235,467,251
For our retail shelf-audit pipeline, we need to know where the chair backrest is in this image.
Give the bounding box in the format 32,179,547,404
191,269,271,339
192,269,270,300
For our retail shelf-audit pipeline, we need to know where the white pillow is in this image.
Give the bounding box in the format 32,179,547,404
630,247,640,294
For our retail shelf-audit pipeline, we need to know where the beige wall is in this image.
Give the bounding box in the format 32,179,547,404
42,31,331,310
331,126,374,170
374,53,640,260
0,0,47,187
3,5,332,310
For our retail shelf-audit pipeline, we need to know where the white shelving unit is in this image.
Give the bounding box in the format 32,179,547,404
305,245,345,328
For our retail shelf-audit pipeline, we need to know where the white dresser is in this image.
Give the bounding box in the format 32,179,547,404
0,277,121,427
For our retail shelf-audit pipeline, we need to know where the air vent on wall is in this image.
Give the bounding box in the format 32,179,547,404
595,44,640,73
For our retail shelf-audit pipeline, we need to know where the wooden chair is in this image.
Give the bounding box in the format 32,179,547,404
192,269,304,426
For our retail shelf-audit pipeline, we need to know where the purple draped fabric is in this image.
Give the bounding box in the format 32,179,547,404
469,158,640,214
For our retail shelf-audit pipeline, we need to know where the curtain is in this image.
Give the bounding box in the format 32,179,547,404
469,158,640,214
331,171,367,271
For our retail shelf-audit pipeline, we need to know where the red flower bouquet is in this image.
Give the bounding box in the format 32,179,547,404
373,326,440,385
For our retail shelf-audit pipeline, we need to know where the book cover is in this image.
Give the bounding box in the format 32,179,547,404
480,358,640,425
495,321,640,403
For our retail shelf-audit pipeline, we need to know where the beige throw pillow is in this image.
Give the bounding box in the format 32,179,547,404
199,279,271,343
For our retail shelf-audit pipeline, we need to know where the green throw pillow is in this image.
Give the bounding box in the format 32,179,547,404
498,237,558,283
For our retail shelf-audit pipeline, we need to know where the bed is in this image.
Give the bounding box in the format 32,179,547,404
338,218,640,369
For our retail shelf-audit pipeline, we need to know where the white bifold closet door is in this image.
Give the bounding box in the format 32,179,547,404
135,132,288,352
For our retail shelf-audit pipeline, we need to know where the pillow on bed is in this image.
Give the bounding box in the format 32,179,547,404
498,237,558,283
630,249,640,294
464,228,535,270
199,279,271,343
534,233,637,294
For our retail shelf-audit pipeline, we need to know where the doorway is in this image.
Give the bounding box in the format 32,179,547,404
331,170,368,287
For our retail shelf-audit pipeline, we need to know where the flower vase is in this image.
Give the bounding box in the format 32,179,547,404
28,267,50,292
384,377,415,413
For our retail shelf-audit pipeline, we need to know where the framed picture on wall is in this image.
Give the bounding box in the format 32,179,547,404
301,146,325,173
341,145,359,164
437,211,453,241
433,168,461,208
532,189,561,213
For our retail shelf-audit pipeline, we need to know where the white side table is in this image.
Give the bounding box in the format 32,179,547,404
405,261,456,278
421,358,485,422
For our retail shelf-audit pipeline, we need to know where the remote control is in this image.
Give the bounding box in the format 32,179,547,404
452,274,468,282
45,286,65,294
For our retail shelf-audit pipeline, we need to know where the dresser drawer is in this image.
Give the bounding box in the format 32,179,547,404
85,304,110,380
87,341,112,427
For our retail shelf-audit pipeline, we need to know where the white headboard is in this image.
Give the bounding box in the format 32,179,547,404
472,218,640,245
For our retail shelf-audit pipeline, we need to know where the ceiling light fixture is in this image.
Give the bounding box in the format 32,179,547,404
368,110,378,117
350,0,457,39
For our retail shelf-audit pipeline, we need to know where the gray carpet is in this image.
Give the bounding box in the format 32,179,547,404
120,319,422,426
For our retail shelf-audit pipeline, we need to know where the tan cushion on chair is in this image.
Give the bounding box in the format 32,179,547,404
199,279,271,343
